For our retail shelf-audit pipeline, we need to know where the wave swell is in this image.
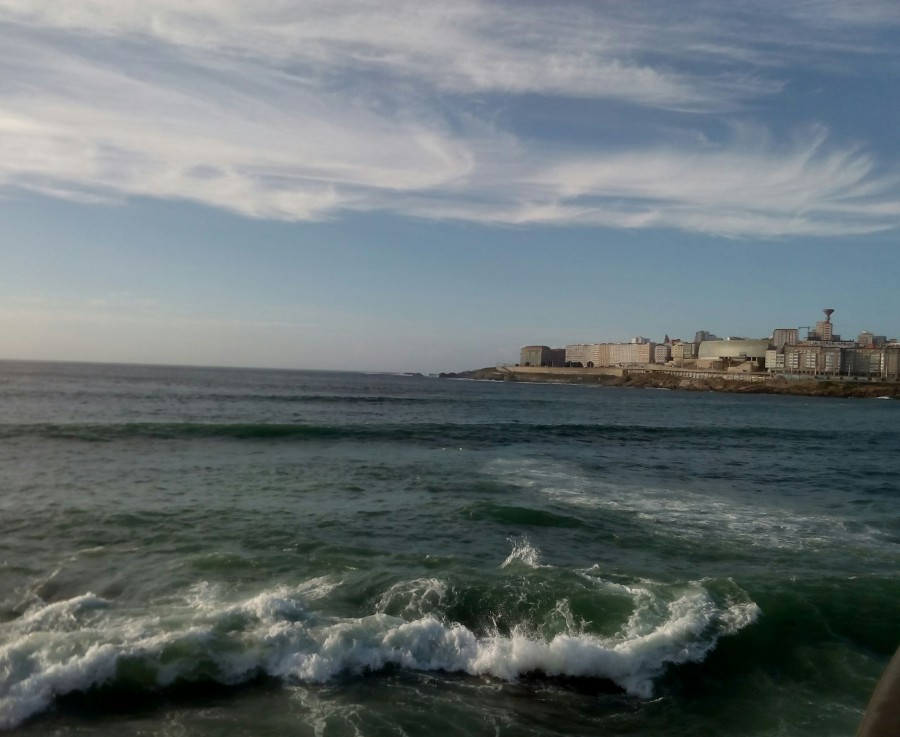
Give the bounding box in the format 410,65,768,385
0,421,877,448
0,568,759,730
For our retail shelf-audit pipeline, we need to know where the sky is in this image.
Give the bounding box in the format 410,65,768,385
1,0,899,373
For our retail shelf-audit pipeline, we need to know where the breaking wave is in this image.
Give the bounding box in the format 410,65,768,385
0,562,759,730
501,536,545,569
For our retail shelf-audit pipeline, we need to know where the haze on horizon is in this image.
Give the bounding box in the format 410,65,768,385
1,1,899,374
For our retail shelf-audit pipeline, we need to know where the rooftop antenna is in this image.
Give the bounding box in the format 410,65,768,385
823,308,834,322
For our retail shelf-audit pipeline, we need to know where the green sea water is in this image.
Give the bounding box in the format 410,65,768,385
0,360,897,736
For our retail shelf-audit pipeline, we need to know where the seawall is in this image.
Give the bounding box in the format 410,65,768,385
438,366,900,398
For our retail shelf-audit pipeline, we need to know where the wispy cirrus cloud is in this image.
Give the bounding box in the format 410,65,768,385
0,1,778,107
0,0,898,236
486,124,900,236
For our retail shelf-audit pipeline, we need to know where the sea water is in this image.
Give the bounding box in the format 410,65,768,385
0,360,897,736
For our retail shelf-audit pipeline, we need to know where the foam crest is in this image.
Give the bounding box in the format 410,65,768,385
1,594,124,732
0,574,758,730
374,578,449,618
18,592,110,632
0,582,333,730
0,640,120,731
500,537,544,569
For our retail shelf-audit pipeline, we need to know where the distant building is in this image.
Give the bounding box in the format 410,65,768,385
520,305,899,379
697,338,770,368
671,342,698,365
698,339,771,363
858,332,887,348
765,350,785,372
808,308,840,342
772,328,799,349
564,342,655,367
843,348,883,376
565,343,601,367
608,342,654,365
884,347,900,379
694,330,719,343
520,345,566,367
520,345,551,366
770,343,900,378
812,320,835,341
547,348,566,366
782,344,842,375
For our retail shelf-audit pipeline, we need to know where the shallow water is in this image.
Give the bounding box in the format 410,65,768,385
0,361,897,735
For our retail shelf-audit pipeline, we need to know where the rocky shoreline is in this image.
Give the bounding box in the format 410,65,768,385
438,367,900,399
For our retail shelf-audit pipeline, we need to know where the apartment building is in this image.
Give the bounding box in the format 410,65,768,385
565,343,602,367
772,328,799,349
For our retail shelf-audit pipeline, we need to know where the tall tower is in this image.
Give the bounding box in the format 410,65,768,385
815,308,834,341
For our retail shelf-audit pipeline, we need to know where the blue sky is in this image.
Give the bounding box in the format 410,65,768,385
1,1,899,372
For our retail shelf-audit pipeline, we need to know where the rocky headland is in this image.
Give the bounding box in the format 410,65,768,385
438,367,900,399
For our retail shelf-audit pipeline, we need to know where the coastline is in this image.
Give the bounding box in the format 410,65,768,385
439,366,900,399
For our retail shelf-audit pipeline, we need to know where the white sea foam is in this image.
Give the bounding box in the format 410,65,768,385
18,592,110,631
485,457,880,551
0,571,758,730
374,578,449,618
500,537,544,569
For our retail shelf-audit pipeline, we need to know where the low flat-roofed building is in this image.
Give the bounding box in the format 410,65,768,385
698,339,771,361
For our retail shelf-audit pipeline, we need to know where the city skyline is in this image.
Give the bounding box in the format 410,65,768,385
532,307,897,355
2,2,900,373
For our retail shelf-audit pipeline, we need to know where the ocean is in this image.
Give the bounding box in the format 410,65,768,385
0,360,897,736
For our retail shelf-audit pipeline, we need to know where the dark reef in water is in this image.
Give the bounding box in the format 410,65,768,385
440,367,900,399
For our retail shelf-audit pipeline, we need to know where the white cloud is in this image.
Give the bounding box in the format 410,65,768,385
373,123,900,237
782,0,900,29
0,26,478,220
0,1,776,107
0,0,897,236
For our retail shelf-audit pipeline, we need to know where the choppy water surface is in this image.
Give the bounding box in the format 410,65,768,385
0,361,897,736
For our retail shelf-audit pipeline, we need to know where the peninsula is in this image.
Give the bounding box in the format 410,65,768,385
438,366,900,398
444,307,900,398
